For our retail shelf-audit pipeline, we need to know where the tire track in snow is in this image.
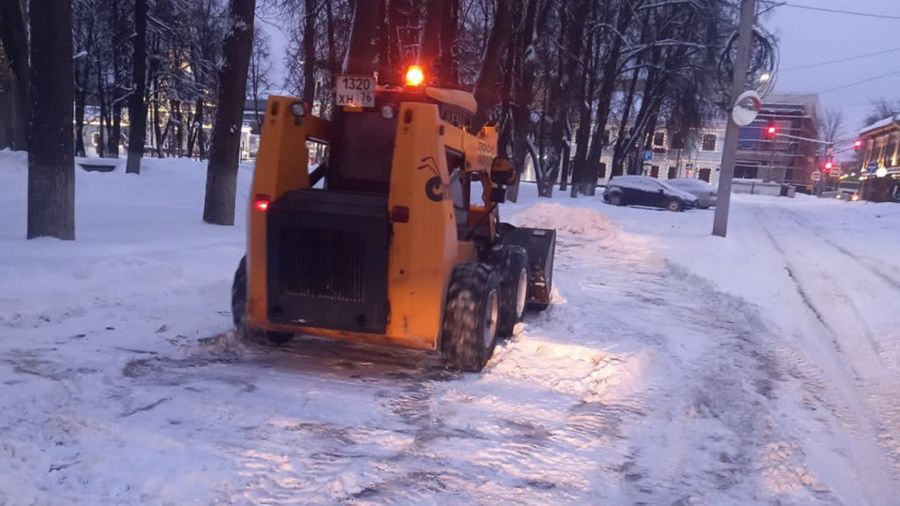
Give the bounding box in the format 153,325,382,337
753,205,900,502
781,210,900,292
512,203,835,504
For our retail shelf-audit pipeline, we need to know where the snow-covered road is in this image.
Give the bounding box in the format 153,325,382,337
1,151,898,505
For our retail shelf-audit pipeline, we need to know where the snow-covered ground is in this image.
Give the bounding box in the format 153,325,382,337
1,150,899,505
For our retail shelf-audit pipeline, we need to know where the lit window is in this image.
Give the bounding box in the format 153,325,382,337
653,131,665,147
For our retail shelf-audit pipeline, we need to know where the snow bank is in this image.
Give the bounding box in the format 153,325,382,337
511,202,621,245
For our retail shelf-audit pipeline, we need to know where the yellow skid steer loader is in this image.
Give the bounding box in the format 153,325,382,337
231,66,556,371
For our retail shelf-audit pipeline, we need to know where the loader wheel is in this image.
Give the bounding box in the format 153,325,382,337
231,257,293,346
490,246,529,338
441,263,501,372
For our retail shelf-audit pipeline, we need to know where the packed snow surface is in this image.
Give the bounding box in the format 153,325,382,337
1,150,899,504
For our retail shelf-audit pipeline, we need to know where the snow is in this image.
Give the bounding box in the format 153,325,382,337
1,150,899,504
859,114,899,136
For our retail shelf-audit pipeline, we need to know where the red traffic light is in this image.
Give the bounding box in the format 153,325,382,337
825,161,833,170
767,125,777,136
853,139,863,150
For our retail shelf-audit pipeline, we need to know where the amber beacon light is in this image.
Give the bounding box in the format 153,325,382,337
405,65,425,87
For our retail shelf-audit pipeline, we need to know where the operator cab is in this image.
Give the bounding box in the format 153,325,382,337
323,66,478,195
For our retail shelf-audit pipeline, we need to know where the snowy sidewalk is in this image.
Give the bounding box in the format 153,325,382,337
1,152,898,504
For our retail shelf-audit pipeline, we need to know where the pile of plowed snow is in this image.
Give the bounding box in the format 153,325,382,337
510,202,621,244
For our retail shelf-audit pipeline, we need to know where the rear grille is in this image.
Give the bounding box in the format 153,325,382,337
266,189,389,333
278,226,365,303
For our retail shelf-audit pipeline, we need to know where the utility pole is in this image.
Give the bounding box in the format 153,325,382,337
712,0,757,237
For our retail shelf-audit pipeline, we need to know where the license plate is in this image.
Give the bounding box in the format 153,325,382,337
335,75,376,108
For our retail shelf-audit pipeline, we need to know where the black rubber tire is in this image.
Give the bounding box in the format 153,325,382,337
489,245,529,338
231,256,293,345
441,263,501,372
666,199,683,212
607,193,624,206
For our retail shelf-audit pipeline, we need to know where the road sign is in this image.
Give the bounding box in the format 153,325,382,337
830,167,842,178
811,170,821,181
643,150,653,161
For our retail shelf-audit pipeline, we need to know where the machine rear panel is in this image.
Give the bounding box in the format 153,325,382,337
266,190,390,334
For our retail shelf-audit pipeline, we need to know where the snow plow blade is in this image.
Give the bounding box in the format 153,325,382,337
500,225,556,309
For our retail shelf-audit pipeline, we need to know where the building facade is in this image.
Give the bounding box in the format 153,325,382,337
732,94,820,190
564,94,820,190
856,115,900,202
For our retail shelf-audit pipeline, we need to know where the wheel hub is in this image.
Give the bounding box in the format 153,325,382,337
484,289,499,348
515,268,528,318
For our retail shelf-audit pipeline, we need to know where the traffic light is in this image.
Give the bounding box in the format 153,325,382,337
853,139,864,150
824,161,833,170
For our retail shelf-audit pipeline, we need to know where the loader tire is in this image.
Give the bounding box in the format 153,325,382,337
490,245,529,338
231,256,293,346
441,263,501,372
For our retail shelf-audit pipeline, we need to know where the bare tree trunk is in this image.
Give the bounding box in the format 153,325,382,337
74,46,89,157
74,88,86,157
0,0,29,150
509,0,543,200
377,0,391,79
175,100,185,157
584,2,634,182
0,55,15,148
196,98,207,159
343,0,379,74
153,86,164,157
419,0,445,71
439,0,459,86
203,0,256,226
302,0,316,107
324,0,339,109
613,65,640,175
107,0,123,158
126,0,148,173
544,0,588,189
570,0,599,197
27,0,74,240
109,95,122,157
95,59,107,158
325,0,337,72
469,0,513,133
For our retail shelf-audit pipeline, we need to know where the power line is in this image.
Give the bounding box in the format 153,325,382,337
816,69,900,95
775,2,900,20
781,47,900,72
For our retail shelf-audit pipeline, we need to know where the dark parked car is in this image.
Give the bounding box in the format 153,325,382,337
667,178,718,209
603,175,698,212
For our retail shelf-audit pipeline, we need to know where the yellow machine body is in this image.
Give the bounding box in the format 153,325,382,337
245,90,501,351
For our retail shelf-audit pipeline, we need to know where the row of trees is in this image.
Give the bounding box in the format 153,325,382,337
1,0,252,238
270,0,763,196
1,0,237,160
3,0,764,240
